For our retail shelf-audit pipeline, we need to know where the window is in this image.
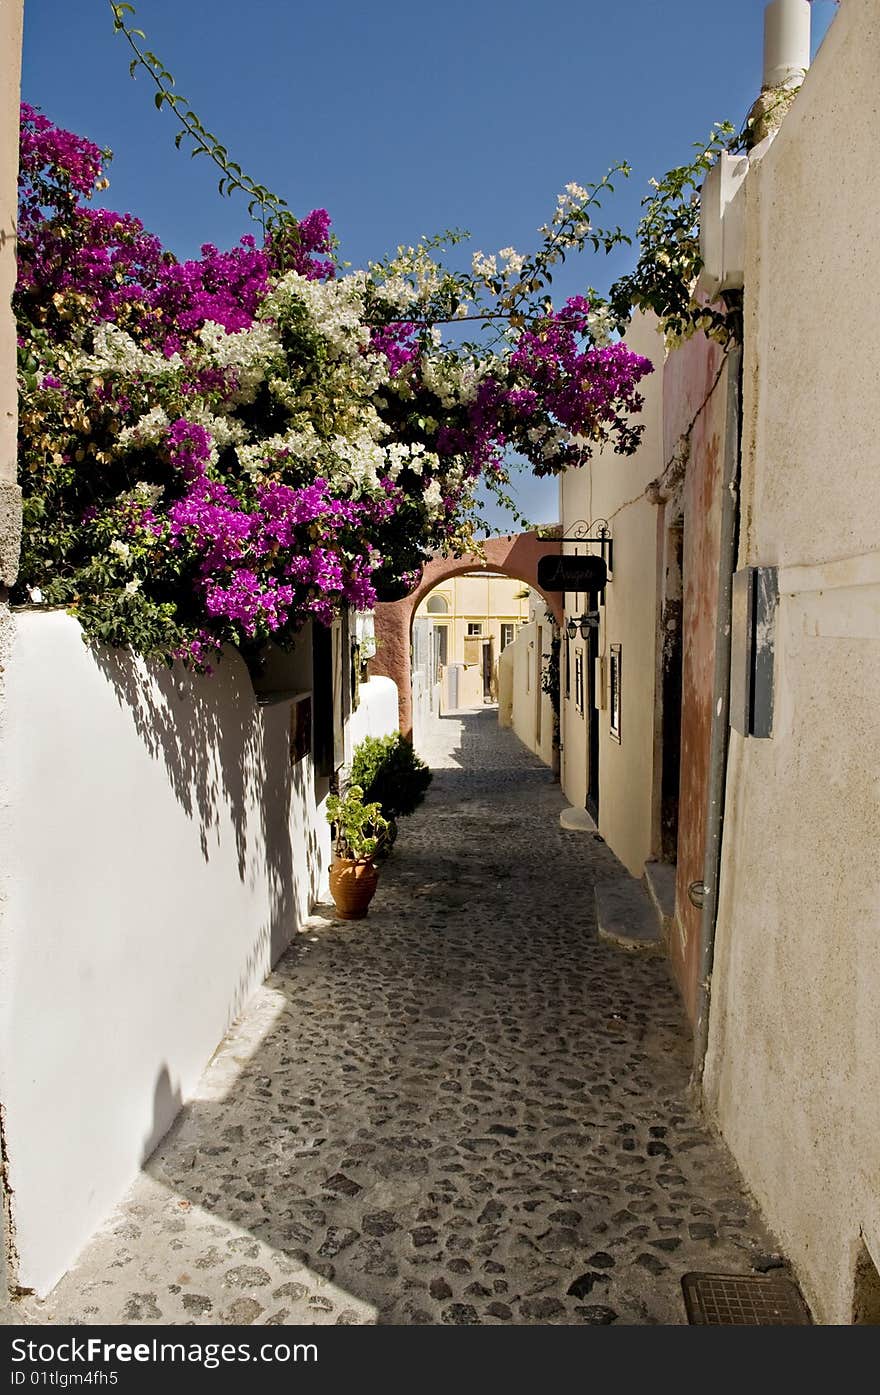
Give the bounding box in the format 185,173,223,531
500,623,515,650
426,594,449,614
609,644,621,742
467,621,483,636
574,650,584,715
564,635,570,699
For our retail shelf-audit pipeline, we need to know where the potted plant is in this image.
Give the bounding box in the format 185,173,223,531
325,784,390,920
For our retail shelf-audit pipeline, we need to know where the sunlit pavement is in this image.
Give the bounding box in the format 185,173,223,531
19,710,781,1326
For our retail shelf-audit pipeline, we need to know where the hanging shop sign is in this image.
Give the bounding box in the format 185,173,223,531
537,553,608,592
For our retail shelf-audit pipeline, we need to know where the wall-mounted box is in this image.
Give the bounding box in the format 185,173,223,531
730,566,778,738
697,151,749,298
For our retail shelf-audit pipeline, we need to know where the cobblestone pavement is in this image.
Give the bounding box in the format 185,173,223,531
19,709,782,1327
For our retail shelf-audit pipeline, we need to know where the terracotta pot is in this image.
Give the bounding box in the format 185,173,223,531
329,858,379,920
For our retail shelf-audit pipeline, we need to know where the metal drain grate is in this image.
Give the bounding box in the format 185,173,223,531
682,1271,812,1325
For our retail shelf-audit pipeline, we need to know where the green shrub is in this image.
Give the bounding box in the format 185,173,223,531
350,732,432,821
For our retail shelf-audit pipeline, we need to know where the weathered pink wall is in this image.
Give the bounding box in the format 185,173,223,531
662,337,729,1022
371,533,562,737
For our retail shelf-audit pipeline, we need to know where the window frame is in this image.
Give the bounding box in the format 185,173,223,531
609,643,622,742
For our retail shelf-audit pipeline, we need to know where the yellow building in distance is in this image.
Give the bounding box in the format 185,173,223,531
413,572,532,708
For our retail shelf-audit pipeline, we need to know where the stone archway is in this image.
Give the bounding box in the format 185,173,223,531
370,532,562,738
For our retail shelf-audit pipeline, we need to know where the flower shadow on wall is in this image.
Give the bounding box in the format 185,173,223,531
92,641,320,974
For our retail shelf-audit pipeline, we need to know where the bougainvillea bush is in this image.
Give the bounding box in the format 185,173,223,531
14,102,654,669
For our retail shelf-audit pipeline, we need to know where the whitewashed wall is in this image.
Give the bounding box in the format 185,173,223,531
0,611,332,1295
346,675,400,757
0,0,24,1322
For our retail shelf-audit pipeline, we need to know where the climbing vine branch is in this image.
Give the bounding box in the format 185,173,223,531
607,122,740,348
108,2,293,229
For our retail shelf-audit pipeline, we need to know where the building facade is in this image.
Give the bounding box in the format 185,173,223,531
498,590,558,771
555,0,880,1324
413,572,531,712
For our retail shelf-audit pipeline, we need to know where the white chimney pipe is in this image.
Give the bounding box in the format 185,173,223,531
763,0,811,89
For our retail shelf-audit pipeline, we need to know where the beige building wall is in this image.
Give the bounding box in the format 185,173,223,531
502,618,555,769
497,646,514,728
558,312,666,877
559,623,588,811
414,572,530,710
703,0,880,1324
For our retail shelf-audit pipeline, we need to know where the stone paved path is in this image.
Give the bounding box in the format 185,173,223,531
19,709,781,1327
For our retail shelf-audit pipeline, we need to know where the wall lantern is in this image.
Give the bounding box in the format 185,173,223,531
566,611,601,640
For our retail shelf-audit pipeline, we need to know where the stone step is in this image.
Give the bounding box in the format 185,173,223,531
595,875,663,956
643,859,677,936
559,805,597,832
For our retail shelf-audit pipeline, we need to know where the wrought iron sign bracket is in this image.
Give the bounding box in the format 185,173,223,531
554,519,614,576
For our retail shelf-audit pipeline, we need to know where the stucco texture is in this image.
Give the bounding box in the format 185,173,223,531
505,618,555,769
704,0,880,1324
0,612,331,1294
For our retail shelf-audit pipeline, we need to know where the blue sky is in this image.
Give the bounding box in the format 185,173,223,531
21,0,837,530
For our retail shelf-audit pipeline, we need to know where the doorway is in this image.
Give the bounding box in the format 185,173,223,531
481,639,494,701
432,623,448,684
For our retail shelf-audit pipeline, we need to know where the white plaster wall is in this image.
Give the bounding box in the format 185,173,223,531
0,612,330,1295
0,0,24,1318
704,0,880,1324
347,675,400,755
411,670,428,748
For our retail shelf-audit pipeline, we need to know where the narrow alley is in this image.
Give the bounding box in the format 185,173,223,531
18,709,780,1327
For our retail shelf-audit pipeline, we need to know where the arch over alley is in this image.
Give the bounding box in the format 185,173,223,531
370,531,563,737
